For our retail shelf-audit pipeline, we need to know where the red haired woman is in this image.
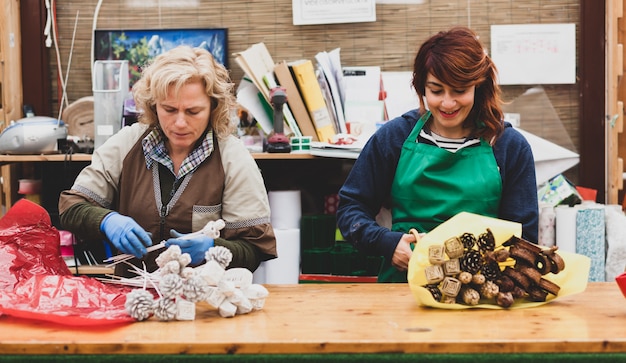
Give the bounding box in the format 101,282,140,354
337,27,538,282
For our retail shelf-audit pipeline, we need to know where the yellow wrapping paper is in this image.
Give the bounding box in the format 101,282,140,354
407,212,591,309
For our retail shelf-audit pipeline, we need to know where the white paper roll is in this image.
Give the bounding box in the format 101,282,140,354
264,228,300,284
252,261,267,284
268,190,302,230
555,205,577,253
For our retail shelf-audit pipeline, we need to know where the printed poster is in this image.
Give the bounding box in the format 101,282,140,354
491,23,576,85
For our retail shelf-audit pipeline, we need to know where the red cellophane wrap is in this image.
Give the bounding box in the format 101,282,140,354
0,199,134,325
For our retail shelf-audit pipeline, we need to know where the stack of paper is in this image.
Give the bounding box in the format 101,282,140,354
289,59,337,143
315,49,347,134
310,141,362,159
342,66,386,141
234,43,299,136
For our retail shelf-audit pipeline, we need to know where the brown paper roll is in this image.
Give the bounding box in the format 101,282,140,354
61,96,94,139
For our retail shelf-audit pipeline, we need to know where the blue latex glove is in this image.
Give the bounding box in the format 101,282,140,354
165,229,215,265
100,212,152,258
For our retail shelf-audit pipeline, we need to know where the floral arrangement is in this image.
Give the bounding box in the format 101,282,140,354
114,219,269,321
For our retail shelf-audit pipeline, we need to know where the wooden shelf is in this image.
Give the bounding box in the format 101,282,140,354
0,152,345,217
0,153,92,164
0,152,314,164
251,152,315,160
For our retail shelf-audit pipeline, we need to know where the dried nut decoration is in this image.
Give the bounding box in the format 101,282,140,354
422,230,565,308
124,245,269,321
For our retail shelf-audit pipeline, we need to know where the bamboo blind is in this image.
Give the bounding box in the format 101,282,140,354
50,0,581,165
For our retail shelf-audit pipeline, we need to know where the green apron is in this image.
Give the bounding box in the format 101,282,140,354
378,112,502,282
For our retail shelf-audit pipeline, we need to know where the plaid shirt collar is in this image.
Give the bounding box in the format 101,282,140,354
142,127,214,177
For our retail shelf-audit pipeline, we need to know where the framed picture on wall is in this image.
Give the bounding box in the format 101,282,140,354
94,28,228,88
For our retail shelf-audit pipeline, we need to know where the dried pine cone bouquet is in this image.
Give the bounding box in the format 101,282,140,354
124,245,269,321
422,230,565,308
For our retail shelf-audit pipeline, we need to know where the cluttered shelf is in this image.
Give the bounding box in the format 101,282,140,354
0,152,338,215
0,152,315,164
0,153,92,164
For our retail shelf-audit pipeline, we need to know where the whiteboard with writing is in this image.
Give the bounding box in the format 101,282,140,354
490,23,576,85
292,0,376,25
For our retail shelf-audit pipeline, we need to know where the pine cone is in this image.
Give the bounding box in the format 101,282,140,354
481,260,501,281
477,228,496,253
125,289,155,321
460,249,482,274
461,287,480,305
206,246,233,268
153,297,177,321
480,280,500,299
155,245,182,268
160,273,184,299
183,275,211,303
423,284,442,302
160,260,181,275
459,232,476,251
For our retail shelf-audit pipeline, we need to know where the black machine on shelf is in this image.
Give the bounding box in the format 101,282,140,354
266,87,291,153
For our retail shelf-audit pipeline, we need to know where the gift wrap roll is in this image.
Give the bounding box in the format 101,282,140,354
575,206,605,282
264,228,301,284
268,190,302,230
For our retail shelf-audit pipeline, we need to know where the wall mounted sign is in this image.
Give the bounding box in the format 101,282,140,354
490,23,575,85
292,0,376,25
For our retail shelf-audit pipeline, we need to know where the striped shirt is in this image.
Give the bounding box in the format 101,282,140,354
419,127,480,152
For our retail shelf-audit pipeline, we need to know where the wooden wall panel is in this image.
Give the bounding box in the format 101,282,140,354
606,0,624,204
0,0,23,126
579,0,606,199
21,0,51,118
618,0,626,205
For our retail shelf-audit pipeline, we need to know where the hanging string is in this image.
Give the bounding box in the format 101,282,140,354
58,10,80,126
91,0,104,87
50,0,68,115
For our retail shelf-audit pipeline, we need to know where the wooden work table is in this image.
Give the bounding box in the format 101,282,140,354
0,282,625,359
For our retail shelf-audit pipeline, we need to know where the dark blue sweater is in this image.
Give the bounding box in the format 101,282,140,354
337,109,539,263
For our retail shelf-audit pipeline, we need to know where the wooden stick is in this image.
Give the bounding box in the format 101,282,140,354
104,241,166,266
